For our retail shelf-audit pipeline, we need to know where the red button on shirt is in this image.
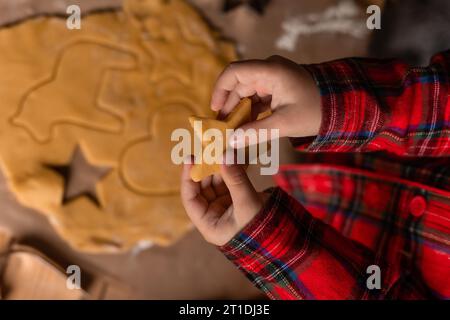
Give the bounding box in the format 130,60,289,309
409,195,427,217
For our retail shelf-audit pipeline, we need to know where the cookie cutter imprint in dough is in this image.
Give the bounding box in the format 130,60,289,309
0,0,236,253
11,39,138,144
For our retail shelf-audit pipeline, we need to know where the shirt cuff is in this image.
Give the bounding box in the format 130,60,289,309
218,187,314,297
294,62,367,153
219,187,287,256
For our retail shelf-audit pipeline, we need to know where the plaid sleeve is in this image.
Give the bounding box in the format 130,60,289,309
219,187,394,300
294,50,450,157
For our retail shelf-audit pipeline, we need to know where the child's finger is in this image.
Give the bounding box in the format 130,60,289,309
211,88,230,112
220,162,261,224
198,175,215,201
220,85,257,118
219,90,241,117
211,60,268,111
210,62,242,110
212,174,228,196
180,161,207,224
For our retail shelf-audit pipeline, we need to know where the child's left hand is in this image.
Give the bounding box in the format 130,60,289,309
180,157,266,246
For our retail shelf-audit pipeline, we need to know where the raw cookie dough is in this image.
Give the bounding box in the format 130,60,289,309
189,98,252,182
0,0,236,253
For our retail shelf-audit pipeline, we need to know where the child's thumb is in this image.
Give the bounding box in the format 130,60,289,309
220,162,261,223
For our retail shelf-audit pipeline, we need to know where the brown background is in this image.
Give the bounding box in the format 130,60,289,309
0,0,370,299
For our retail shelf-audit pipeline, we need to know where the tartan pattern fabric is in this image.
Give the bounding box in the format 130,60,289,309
219,51,450,299
300,51,450,156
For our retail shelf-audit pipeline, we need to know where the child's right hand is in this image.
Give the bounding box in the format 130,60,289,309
211,55,322,148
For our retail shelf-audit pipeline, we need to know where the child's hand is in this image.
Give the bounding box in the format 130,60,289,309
180,157,267,246
211,55,322,147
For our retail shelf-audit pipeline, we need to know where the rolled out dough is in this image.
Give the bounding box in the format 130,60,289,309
0,0,236,253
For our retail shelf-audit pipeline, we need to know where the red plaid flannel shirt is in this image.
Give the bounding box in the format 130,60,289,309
219,51,450,300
